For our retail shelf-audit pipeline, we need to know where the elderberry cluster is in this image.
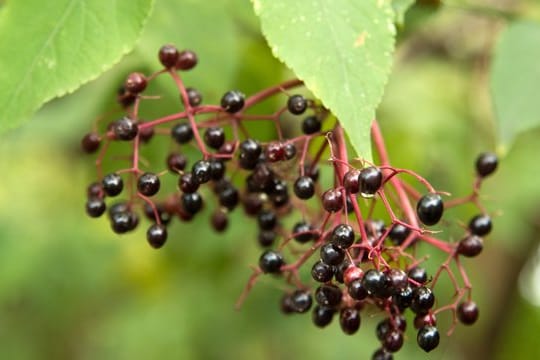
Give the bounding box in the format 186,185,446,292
81,44,498,358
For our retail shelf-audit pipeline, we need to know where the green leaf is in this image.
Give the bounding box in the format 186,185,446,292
0,0,154,133
252,0,396,160
491,20,540,154
392,0,415,25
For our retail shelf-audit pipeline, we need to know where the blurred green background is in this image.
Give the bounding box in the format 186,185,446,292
1,0,540,359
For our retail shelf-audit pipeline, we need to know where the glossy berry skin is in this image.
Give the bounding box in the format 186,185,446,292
322,188,344,213
287,94,308,115
312,306,335,328
457,235,483,257
359,166,383,197
86,198,106,218
158,44,179,68
124,72,147,93
331,224,355,249
265,142,285,162
137,173,160,196
293,176,315,199
146,224,168,249
81,132,101,153
102,173,123,197
320,243,345,265
175,49,198,70
340,308,361,335
209,159,226,180
476,152,498,178
239,139,262,169
417,326,440,352
302,116,321,134
110,211,138,234
186,87,202,106
292,222,315,243
394,285,414,310
408,267,428,285
386,268,408,294
383,330,404,353
362,269,390,298
372,348,393,360
167,153,187,172
259,250,284,274
411,286,435,314
112,117,138,141
348,279,368,300
468,214,492,236
457,301,479,325
290,290,313,313
343,169,360,194
204,127,225,149
284,143,297,160
221,90,245,113
192,160,212,184
388,223,410,245
182,192,203,214
311,261,334,283
171,122,193,144
416,193,444,226
257,210,277,230
315,284,342,308
218,186,239,210
179,172,199,193
257,230,275,247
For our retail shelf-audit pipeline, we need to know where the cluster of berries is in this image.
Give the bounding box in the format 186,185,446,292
81,44,498,358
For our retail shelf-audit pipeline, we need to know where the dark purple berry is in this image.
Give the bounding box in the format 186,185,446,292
239,139,261,169
112,117,138,141
417,326,440,352
343,169,360,193
137,172,160,196
175,49,198,70
322,188,344,212
359,166,383,197
192,160,212,184
221,90,245,113
243,193,263,216
292,222,316,243
284,143,297,160
167,153,187,173
86,197,106,218
158,44,179,68
182,192,203,214
171,122,193,144
258,230,276,247
124,72,147,93
408,267,428,285
394,285,414,310
388,223,410,245
320,243,345,265
139,126,154,143
293,176,315,200
331,223,355,249
468,214,492,236
348,279,368,300
362,269,389,298
179,172,199,193
257,210,277,230
111,211,138,234
204,127,225,149
383,330,404,353
146,224,167,249
186,87,202,106
315,284,342,308
102,173,123,197
218,185,239,210
457,300,479,325
372,348,393,360
209,159,226,180
81,133,101,153
411,286,435,314
340,308,361,335
476,152,498,178
259,250,284,274
457,235,483,257
311,261,334,283
386,268,408,294
290,290,313,313
302,116,321,134
265,142,285,162
416,193,444,226
312,306,335,328
287,94,308,115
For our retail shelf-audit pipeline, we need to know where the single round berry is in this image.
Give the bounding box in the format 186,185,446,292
259,250,284,274
340,308,361,335
81,132,101,153
258,230,276,247
311,260,334,283
209,159,226,181
457,300,479,325
388,223,410,245
102,173,123,197
372,348,393,360
280,293,295,315
146,224,168,249
293,176,315,200
457,235,483,257
238,139,262,169
112,117,138,141
386,268,408,294
221,90,245,113
348,279,368,300
408,267,428,285
359,166,383,197
171,122,193,144
416,193,444,226
383,330,404,353
158,44,179,68
243,193,263,216
204,127,225,149
124,72,147,93
186,87,202,106
393,285,414,310
343,169,360,194
417,326,440,352
292,221,316,243
475,152,498,178
218,185,239,210
312,306,335,328
362,269,389,298
179,172,199,193
137,172,160,196
290,290,313,313
110,211,138,234
181,192,203,214
315,284,342,308
468,214,492,236
257,210,277,230
322,188,344,213
411,286,435,314
191,160,212,185
284,143,297,160
320,243,345,265
287,94,308,115
175,49,198,70
302,116,321,134
167,153,187,173
331,224,355,249
86,197,106,218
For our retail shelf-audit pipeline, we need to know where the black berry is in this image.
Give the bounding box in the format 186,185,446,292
259,250,284,273
322,188,344,212
302,116,321,134
411,286,435,314
468,214,492,236
182,192,203,214
171,122,193,144
287,94,308,115
331,224,355,249
192,160,212,184
457,235,483,257
417,326,440,352
137,172,160,196
175,49,198,70
312,306,335,328
204,127,225,149
320,243,345,265
340,308,361,335
359,166,382,197
292,221,316,243
315,284,342,308
167,153,187,172
311,260,334,283
112,117,138,141
86,197,106,218
475,152,498,178
146,224,168,248
186,87,202,106
102,173,123,197
158,44,179,68
293,176,315,200
457,300,479,325
221,90,245,113
416,193,444,226
81,132,101,153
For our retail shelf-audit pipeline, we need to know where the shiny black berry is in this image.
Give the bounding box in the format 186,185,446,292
322,188,344,213
86,198,106,218
348,279,368,300
359,166,382,197
182,192,203,214
408,267,428,285
383,330,404,353
179,172,199,193
192,160,212,184
112,117,138,141
315,284,342,308
204,127,225,149
457,300,479,325
175,49,198,70
287,94,308,115
290,290,313,313
167,153,187,173
320,243,345,265
417,326,440,352
186,87,202,106
137,172,160,196
372,348,393,360
124,72,147,93
258,230,276,247
146,224,168,249
331,224,355,249
340,308,361,335
362,269,389,298
475,152,498,178
221,90,245,113
81,132,101,153
293,176,315,200
292,222,316,243
171,122,193,144
468,214,492,236
239,139,262,169
102,173,123,197
259,250,284,273
386,268,408,294
394,285,414,310
411,286,435,314
110,211,138,234
158,44,179,68
257,210,277,230
343,169,360,194
388,223,410,245
311,261,334,283
416,193,444,226
457,235,483,257
302,116,321,134
312,306,335,328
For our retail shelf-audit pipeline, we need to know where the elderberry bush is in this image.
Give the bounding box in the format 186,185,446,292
82,44,498,357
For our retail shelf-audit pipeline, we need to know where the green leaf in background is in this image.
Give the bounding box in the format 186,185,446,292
252,0,396,161
0,0,154,133
491,20,540,154
392,0,415,25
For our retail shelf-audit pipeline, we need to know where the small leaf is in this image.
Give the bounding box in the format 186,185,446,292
392,0,415,26
0,0,154,133
252,0,396,160
491,20,540,154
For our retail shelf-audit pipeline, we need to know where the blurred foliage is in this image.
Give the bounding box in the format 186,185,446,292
1,0,540,359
